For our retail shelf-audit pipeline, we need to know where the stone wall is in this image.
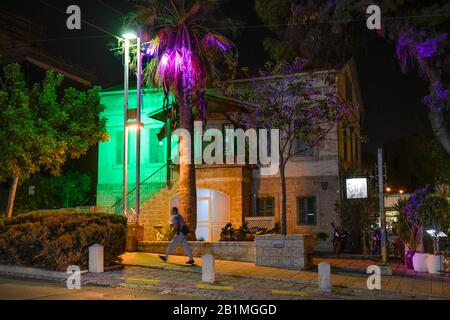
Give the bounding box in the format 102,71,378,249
254,175,339,252
138,241,255,263
255,234,314,270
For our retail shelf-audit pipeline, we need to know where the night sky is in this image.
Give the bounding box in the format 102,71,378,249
0,0,432,156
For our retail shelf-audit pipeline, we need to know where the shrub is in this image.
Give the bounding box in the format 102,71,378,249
0,211,126,271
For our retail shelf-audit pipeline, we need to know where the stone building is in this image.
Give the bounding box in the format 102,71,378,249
96,59,363,251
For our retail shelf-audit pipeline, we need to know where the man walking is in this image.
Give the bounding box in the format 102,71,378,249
159,207,195,264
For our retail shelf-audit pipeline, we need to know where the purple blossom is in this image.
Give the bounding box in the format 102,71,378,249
403,185,430,225
396,29,447,72
422,81,450,112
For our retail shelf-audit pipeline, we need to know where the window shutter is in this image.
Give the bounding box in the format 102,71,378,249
149,128,165,163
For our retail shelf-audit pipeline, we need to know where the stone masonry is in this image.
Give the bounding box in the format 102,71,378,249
138,164,252,241
255,234,314,270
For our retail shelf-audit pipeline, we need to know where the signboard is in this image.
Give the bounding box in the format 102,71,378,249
346,178,368,199
273,240,284,248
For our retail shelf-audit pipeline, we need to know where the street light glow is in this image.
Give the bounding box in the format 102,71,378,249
122,32,137,40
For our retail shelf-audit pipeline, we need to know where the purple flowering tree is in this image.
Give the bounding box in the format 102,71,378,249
228,59,352,235
402,185,430,252
255,0,450,155
133,0,236,235
396,28,450,155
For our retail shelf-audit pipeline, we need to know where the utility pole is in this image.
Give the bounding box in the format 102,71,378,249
377,148,392,274
123,37,130,217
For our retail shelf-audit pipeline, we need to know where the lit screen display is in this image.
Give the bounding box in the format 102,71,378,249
346,178,368,199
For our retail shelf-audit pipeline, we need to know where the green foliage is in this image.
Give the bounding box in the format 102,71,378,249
392,197,417,251
337,186,379,253
0,63,108,180
7,172,92,213
0,211,126,271
420,194,450,254
316,231,329,241
0,63,108,216
153,223,175,241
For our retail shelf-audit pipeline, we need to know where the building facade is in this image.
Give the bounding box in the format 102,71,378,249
96,60,363,251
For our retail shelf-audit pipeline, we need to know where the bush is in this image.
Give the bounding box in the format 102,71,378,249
0,211,126,271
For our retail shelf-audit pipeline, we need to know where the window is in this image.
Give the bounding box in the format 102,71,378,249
292,138,315,157
149,128,165,163
297,197,317,225
115,131,123,165
256,197,275,216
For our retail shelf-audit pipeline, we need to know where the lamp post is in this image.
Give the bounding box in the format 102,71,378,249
136,28,143,220
122,31,137,217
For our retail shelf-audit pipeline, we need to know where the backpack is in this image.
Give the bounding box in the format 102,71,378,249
176,215,190,236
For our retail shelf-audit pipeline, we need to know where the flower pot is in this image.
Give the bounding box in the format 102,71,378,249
412,252,429,272
405,250,415,270
427,254,444,274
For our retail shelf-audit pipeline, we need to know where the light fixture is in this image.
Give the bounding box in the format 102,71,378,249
122,31,137,40
125,121,144,130
426,229,448,238
386,187,391,192
399,189,404,194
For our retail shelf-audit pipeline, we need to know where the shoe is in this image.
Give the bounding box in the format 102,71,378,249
159,255,167,262
186,259,195,264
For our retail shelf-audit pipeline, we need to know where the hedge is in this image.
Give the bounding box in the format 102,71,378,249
0,211,127,271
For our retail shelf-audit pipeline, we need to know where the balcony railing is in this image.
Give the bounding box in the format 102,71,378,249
245,216,275,230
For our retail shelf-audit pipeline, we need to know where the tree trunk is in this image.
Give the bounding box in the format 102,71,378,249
6,175,19,219
280,164,287,235
420,61,450,155
178,85,197,239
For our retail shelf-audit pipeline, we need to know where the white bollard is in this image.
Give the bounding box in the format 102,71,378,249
318,262,332,292
89,243,104,273
202,254,215,284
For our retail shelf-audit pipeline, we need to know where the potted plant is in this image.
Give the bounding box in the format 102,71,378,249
393,197,416,269
402,186,430,272
421,195,449,274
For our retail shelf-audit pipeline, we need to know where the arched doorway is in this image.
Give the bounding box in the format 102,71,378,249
170,189,230,241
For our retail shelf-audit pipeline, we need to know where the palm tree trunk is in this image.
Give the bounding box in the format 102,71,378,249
6,175,19,219
178,85,197,239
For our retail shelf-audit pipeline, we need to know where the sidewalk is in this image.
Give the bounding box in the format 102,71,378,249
119,252,450,298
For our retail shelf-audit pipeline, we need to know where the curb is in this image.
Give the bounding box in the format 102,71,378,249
0,264,122,282
0,264,448,299
0,264,79,282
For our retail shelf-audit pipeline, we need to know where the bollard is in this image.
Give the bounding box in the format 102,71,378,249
318,262,332,292
202,254,215,284
89,243,104,273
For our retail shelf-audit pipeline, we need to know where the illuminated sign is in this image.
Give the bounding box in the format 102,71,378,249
346,178,368,199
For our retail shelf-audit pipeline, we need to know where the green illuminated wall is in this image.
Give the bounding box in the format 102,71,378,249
96,88,175,209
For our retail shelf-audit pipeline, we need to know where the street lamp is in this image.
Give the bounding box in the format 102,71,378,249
122,31,137,40
122,29,143,219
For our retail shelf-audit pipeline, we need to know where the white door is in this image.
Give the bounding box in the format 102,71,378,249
196,199,210,241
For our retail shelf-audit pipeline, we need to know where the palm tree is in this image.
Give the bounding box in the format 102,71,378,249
133,0,236,237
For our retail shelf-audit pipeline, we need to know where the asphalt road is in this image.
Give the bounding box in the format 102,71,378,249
0,276,200,300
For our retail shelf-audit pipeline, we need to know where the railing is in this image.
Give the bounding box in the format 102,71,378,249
110,163,169,215
245,216,275,230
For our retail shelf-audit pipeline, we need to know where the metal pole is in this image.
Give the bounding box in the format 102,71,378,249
136,30,142,219
123,39,130,216
377,148,387,263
